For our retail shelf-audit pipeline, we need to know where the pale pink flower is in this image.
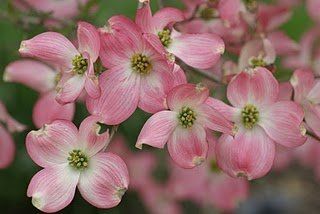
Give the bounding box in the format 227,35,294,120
168,136,249,212
139,182,182,214
290,69,320,138
13,0,90,28
26,117,129,212
256,4,299,56
283,28,320,76
136,1,225,69
4,60,75,128
136,83,233,168
208,67,306,179
238,37,276,71
19,21,101,104
87,15,185,124
257,4,292,32
0,101,26,169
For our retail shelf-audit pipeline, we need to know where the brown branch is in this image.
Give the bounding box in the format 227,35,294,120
178,60,223,85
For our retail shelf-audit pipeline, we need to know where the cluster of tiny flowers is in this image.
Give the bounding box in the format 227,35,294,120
3,0,320,213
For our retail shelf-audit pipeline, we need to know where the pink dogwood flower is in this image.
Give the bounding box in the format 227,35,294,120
208,67,306,180
238,37,276,71
136,83,234,168
87,15,185,124
168,135,249,212
0,101,26,169
136,1,225,69
19,21,101,104
26,117,129,212
290,69,320,138
283,28,320,76
4,60,75,128
13,0,90,28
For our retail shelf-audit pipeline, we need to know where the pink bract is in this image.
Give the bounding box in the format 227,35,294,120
136,1,225,69
209,67,306,180
19,21,101,104
136,83,233,168
4,60,75,128
87,15,185,125
26,118,129,212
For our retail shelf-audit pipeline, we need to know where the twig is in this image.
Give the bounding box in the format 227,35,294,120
178,60,223,85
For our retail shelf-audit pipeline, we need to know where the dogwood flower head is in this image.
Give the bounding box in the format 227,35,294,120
19,21,101,104
26,117,129,212
139,181,182,214
87,15,185,125
218,0,257,27
13,0,91,28
0,101,26,169
208,67,306,180
136,1,225,69
290,69,320,138
136,83,233,168
238,38,276,71
283,28,320,76
168,136,249,212
4,60,75,128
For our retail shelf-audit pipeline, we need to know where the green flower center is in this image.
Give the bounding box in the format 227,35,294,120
242,0,258,12
68,149,88,170
54,73,62,86
158,29,172,48
131,54,152,75
72,54,88,75
249,56,267,68
199,7,218,21
178,107,197,128
241,104,259,129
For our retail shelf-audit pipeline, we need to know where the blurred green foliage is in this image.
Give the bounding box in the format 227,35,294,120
0,0,314,213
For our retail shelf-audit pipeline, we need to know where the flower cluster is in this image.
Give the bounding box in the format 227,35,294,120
2,0,320,213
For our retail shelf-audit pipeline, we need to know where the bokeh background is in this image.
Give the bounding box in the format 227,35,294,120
0,0,319,213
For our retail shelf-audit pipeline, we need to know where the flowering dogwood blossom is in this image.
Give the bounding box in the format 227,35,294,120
19,21,101,104
136,83,233,168
4,60,75,128
26,118,129,212
209,67,306,179
290,69,320,138
0,101,25,169
168,135,249,212
136,0,225,69
87,15,186,124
